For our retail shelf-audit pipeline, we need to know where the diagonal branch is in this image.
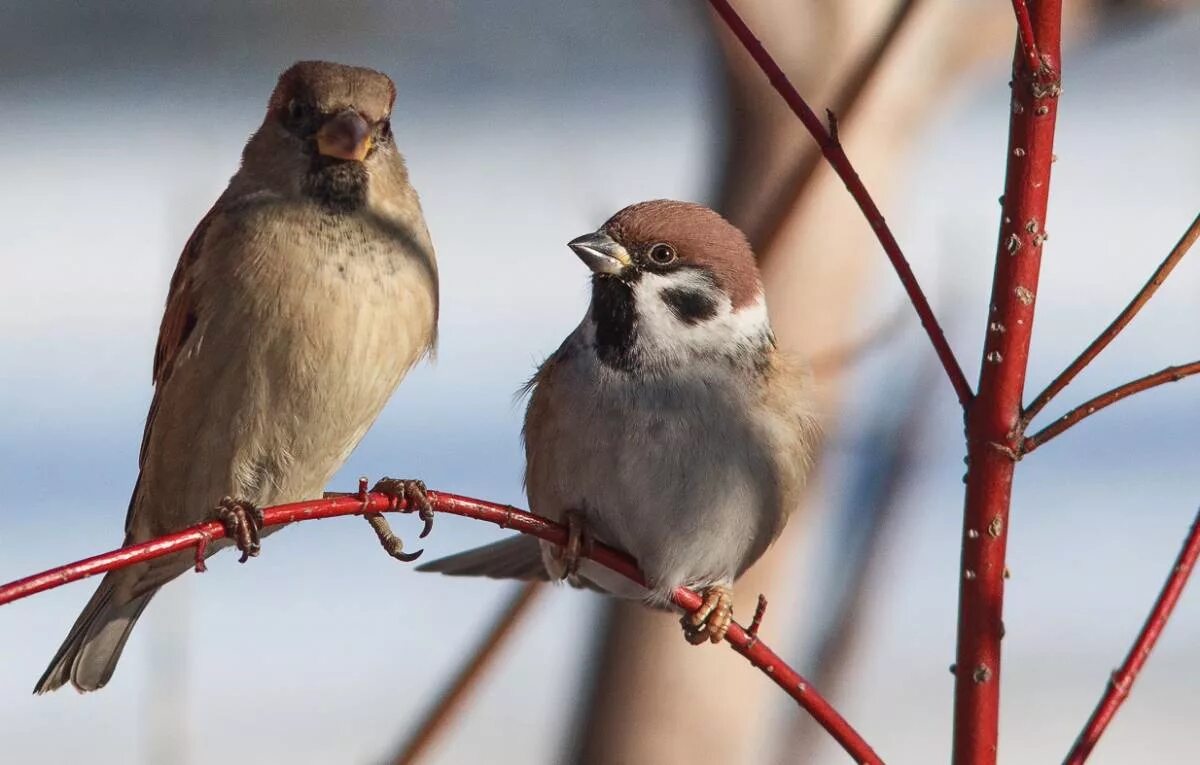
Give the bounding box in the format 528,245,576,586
391,582,544,765
0,483,885,765
1023,361,1200,454
755,0,927,261
1024,212,1200,424
1010,1,1043,75
706,0,974,409
1063,507,1200,765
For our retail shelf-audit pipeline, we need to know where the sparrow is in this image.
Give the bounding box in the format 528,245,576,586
420,200,818,644
36,60,439,693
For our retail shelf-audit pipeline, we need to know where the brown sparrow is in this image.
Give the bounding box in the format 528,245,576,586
420,200,818,644
36,61,439,693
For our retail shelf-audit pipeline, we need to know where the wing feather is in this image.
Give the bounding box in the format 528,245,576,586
124,203,221,538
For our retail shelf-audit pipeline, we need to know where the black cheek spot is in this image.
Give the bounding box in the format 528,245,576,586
661,287,719,325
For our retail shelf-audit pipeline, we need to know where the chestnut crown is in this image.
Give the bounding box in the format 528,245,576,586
602,200,762,309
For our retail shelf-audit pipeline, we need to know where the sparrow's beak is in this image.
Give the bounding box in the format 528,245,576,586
568,231,632,275
316,109,373,161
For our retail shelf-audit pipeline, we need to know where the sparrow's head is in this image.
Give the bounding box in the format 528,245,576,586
569,200,772,373
243,60,404,212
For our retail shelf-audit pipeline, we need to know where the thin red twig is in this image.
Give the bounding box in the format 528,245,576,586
1024,212,1200,425
1010,0,1043,75
1063,507,1200,764
706,0,973,410
954,5,1063,763
755,0,926,260
392,582,544,765
1,488,884,765
1022,361,1200,455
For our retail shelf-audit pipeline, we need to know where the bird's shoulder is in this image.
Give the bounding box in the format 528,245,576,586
519,328,596,446
756,346,821,478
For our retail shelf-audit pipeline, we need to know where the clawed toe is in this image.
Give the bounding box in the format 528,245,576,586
364,477,434,563
214,497,263,563
681,584,733,645
552,511,590,580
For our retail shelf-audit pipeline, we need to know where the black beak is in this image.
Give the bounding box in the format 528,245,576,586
567,231,632,275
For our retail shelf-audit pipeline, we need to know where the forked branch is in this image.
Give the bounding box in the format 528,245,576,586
1024,212,1200,424
0,484,885,765
1010,1,1043,75
1023,361,1200,454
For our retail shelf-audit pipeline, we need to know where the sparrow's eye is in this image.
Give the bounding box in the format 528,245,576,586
287,99,310,124
648,243,677,265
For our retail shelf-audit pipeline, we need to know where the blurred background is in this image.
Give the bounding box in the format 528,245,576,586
1,1,1198,763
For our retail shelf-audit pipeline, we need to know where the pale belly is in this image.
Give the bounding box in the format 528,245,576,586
527,370,785,600
133,212,436,538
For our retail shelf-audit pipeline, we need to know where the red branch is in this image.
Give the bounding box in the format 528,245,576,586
1022,361,1200,454
1024,212,1200,425
1063,507,1200,764
706,0,974,410
1010,1,1043,75
0,486,884,765
755,0,926,260
954,5,1063,764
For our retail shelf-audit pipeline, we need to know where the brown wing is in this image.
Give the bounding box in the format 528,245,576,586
124,203,220,538
519,337,579,510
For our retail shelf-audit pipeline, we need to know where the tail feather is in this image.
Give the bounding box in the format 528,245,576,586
416,536,549,580
34,574,156,694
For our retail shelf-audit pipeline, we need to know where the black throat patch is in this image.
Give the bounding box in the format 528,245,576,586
303,156,369,213
590,276,639,371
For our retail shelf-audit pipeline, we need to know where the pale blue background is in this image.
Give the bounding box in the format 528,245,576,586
1,3,1198,763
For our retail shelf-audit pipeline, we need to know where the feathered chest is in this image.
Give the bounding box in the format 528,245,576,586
526,338,782,502
186,200,437,385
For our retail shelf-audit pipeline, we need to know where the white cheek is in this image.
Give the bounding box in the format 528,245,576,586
632,272,769,361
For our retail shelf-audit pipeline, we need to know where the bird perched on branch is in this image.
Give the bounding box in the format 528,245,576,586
36,61,438,693
420,200,818,644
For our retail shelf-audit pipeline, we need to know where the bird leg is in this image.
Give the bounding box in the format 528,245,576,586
681,583,734,645
552,510,590,580
214,497,264,563
363,477,434,563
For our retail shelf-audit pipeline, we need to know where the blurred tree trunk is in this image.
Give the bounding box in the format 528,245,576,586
568,1,1176,762
571,1,963,762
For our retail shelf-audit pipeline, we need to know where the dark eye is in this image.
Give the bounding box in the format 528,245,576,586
287,98,310,123
648,243,677,265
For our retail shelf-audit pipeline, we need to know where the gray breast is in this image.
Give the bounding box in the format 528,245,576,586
533,349,784,594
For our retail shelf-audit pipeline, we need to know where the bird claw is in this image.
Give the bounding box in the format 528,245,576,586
681,584,734,645
552,511,590,580
214,497,264,563
363,477,434,563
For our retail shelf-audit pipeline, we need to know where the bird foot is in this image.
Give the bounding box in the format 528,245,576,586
214,497,264,563
682,584,734,645
552,511,590,580
363,477,433,563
